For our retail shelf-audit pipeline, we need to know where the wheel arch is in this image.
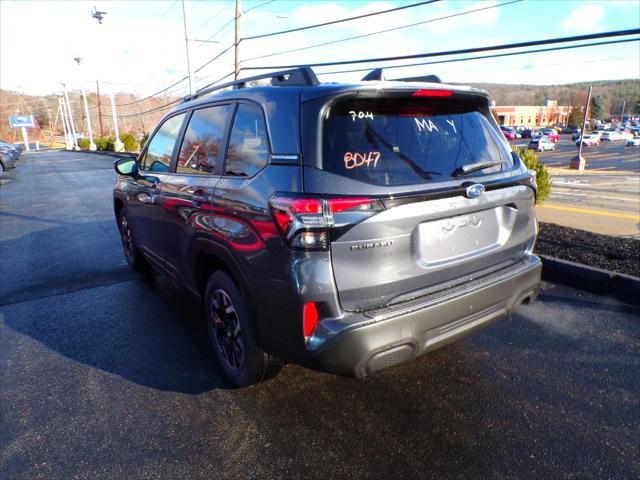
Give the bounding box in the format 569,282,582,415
191,238,255,314
114,197,124,220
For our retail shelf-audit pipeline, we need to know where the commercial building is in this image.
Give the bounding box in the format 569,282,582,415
494,101,572,127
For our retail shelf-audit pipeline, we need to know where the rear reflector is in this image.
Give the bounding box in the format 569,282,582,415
303,302,319,339
412,89,453,97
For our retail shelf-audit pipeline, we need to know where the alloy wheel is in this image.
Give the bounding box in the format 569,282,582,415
210,288,245,370
120,215,135,260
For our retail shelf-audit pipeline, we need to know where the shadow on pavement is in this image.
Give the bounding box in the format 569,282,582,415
2,276,233,393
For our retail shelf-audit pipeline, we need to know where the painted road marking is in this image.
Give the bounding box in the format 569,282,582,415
551,191,640,202
540,204,639,220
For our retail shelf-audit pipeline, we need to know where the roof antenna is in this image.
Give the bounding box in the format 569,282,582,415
361,68,385,81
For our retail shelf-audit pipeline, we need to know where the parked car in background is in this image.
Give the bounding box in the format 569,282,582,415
540,128,559,142
618,131,633,141
112,68,541,386
601,131,620,142
521,128,533,138
501,126,516,140
0,143,19,173
528,136,555,152
571,131,582,141
626,136,640,147
577,134,600,146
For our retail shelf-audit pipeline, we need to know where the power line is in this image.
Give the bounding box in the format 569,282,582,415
242,0,522,63
191,1,234,37
242,0,440,41
194,44,235,74
107,43,233,108
317,38,640,76
104,70,235,118
242,28,640,70
243,0,276,15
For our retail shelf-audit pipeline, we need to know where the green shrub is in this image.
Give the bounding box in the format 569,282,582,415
514,147,551,204
140,132,150,149
94,136,113,151
119,132,139,153
77,138,90,149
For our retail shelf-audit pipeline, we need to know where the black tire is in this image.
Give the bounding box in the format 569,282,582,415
118,209,152,274
205,271,283,387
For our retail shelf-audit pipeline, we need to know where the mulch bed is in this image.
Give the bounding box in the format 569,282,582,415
535,222,640,278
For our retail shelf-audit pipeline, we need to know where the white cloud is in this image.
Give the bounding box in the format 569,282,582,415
561,5,605,32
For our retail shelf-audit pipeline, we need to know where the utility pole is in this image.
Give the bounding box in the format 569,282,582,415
182,0,196,95
620,100,626,124
62,83,80,150
81,87,97,150
234,0,242,80
96,80,104,137
41,99,54,147
58,96,71,149
109,90,125,152
571,85,592,172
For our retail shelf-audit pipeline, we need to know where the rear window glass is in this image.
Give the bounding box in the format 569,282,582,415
322,97,512,186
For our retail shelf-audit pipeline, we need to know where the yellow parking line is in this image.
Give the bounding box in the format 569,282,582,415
539,204,640,220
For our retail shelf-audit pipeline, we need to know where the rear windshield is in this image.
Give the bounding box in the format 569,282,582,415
322,97,512,186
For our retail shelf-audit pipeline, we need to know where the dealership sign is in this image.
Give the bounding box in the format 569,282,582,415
9,115,35,128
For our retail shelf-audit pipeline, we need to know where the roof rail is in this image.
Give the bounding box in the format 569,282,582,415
183,67,319,103
360,69,442,83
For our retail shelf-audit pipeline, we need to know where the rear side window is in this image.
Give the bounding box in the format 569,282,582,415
323,97,512,186
177,104,232,174
141,113,185,172
225,103,270,177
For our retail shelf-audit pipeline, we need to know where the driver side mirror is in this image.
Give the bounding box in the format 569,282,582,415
114,156,138,176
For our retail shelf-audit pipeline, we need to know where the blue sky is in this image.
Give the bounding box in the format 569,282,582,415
1,0,638,96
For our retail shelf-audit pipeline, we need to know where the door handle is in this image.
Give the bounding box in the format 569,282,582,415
191,189,211,206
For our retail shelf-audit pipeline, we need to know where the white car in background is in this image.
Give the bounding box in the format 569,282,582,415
626,136,640,147
577,134,600,146
618,131,633,141
601,131,620,142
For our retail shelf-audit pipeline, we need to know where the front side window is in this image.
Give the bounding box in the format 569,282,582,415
140,113,186,172
323,97,513,186
225,103,270,177
177,104,232,174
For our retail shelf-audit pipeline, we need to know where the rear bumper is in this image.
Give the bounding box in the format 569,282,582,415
312,255,542,378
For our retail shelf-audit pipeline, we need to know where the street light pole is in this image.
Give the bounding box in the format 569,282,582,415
62,84,80,150
234,0,242,80
571,85,592,172
182,0,196,95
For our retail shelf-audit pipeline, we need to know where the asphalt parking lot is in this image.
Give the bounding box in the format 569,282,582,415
1,151,639,479
513,135,640,173
510,136,640,237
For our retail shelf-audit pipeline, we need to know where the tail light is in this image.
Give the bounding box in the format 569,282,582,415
269,195,384,250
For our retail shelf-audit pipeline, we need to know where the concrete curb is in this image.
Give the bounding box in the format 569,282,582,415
539,254,640,305
65,149,134,160
25,148,134,160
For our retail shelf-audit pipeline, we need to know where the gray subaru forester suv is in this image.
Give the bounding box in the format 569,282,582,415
113,68,541,386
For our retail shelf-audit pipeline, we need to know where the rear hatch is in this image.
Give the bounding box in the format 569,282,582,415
306,87,536,312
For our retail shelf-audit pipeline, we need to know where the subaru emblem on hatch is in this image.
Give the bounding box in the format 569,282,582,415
465,184,485,198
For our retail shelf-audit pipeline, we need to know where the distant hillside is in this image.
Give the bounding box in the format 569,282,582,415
2,78,639,141
468,79,640,116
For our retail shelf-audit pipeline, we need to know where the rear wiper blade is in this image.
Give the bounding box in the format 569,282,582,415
451,160,503,178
